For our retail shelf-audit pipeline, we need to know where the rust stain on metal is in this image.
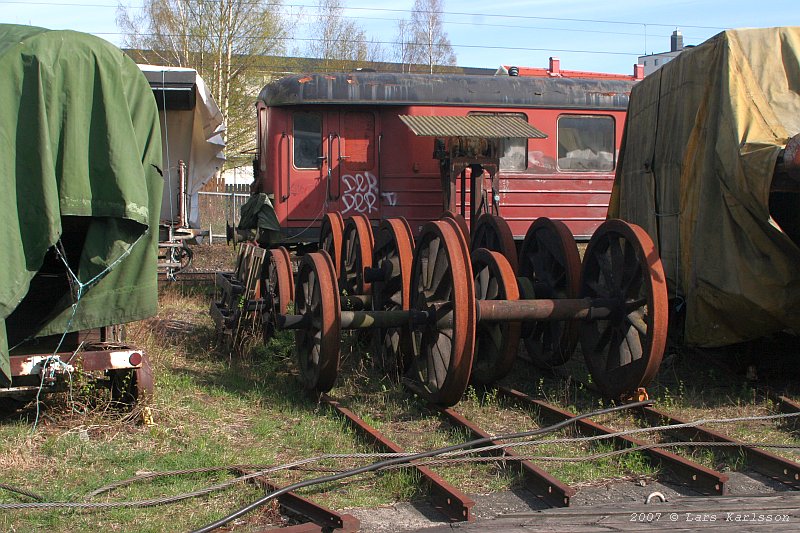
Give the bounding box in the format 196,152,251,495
498,387,729,495
438,406,575,507
639,407,800,487
236,468,360,532
321,394,475,522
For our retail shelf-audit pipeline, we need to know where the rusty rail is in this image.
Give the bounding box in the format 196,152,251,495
158,270,217,284
497,387,728,495
436,406,575,507
235,468,360,532
320,395,475,522
637,407,800,487
770,393,800,416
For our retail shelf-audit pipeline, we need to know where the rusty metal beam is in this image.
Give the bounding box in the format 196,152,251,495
321,394,475,522
638,406,800,488
235,468,360,533
497,387,728,495
9,349,145,376
772,394,800,416
437,406,575,507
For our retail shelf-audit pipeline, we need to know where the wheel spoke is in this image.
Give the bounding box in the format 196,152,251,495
624,322,643,362
426,237,439,287
431,246,450,300
477,266,490,298
605,327,623,372
626,310,648,336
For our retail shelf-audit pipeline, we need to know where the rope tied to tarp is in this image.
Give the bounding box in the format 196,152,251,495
25,234,146,432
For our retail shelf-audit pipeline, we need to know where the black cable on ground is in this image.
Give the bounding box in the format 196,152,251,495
0,483,44,502
190,399,652,533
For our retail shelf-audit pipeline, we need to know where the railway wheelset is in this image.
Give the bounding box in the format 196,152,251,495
264,211,668,406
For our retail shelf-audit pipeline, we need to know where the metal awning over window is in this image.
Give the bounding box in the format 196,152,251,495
399,115,547,138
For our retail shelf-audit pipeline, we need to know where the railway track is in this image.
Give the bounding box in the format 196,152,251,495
201,211,800,529
292,376,800,526
157,269,218,284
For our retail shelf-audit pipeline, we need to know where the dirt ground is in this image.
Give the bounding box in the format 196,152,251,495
185,242,237,272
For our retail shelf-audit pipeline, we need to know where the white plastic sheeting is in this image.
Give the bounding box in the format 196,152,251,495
139,65,226,228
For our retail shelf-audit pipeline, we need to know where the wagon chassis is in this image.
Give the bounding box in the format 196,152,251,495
2,342,153,409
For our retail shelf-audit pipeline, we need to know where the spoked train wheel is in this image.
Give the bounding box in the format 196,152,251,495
579,219,668,400
471,213,518,273
370,218,415,372
319,212,344,279
440,210,470,242
407,221,476,406
341,214,375,295
470,248,521,385
518,217,581,368
295,251,341,392
263,246,294,344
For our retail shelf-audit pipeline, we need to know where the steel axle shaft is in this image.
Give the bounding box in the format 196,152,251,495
476,298,617,322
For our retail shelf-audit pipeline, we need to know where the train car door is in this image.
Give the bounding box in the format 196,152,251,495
326,110,380,220
287,110,327,224
286,109,380,225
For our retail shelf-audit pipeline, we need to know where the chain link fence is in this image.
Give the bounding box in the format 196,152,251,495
196,182,250,241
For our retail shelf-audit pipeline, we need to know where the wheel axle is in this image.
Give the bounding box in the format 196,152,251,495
272,213,668,406
476,298,617,322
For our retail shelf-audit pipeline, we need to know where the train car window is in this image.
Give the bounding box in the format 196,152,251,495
468,112,528,172
501,138,527,171
557,115,614,172
293,112,322,169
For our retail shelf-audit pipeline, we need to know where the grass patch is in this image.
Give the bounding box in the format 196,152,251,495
4,279,800,531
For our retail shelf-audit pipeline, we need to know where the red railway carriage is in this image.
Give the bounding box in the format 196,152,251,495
253,71,634,242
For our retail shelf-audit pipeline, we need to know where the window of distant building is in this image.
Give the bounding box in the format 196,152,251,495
654,59,660,66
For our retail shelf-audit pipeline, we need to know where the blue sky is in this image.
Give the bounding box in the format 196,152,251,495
0,0,794,74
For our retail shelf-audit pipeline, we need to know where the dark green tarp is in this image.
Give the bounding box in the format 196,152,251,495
238,193,281,245
0,25,163,385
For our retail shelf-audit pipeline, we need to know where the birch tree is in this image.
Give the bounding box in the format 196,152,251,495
393,19,415,73
305,0,383,71
117,0,291,163
408,0,456,73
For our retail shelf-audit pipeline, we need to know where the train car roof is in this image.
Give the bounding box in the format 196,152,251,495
258,72,633,110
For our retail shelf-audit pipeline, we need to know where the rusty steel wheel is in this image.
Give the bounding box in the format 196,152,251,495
471,213,519,273
371,217,415,371
407,220,476,406
263,246,294,344
341,214,375,295
471,248,521,385
579,219,668,400
319,212,344,279
518,217,581,368
295,251,341,392
440,210,470,242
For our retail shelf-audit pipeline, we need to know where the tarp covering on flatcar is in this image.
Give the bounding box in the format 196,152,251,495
0,25,162,385
608,27,800,347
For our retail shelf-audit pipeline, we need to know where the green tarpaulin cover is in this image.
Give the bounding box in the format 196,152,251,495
238,192,281,245
0,25,163,385
609,27,800,347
